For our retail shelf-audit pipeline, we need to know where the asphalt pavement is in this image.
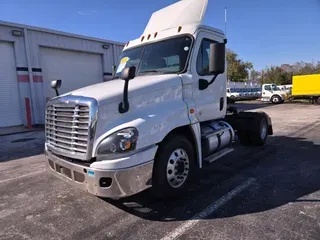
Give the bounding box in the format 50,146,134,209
1,101,320,240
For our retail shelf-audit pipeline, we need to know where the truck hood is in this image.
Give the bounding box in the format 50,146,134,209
67,74,182,106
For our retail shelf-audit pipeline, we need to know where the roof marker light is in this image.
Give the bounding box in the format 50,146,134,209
141,36,145,42
178,26,182,32
154,32,158,38
147,34,151,40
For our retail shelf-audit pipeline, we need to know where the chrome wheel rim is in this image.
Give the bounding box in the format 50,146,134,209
166,148,190,188
273,97,279,103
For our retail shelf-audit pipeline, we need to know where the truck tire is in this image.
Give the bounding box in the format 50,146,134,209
237,112,269,146
249,112,269,146
151,134,195,199
271,95,281,104
316,97,320,105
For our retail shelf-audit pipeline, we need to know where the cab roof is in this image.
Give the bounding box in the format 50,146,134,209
123,0,225,51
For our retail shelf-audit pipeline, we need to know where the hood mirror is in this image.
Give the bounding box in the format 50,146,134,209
119,66,136,114
121,66,136,81
51,79,62,96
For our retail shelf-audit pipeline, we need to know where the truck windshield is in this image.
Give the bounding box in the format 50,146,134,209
115,35,193,78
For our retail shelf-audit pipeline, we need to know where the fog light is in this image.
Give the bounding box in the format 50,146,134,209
99,177,112,188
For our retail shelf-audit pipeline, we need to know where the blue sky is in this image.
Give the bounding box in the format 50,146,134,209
1,0,320,70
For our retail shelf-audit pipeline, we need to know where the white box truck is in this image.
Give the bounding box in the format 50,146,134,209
45,0,273,199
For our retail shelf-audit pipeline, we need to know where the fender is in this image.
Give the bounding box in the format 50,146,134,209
92,84,191,158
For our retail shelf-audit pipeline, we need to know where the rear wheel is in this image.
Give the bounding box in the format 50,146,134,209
151,134,195,199
238,112,269,146
316,97,320,105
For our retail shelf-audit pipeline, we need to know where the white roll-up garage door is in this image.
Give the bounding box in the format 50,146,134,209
41,47,103,101
0,42,22,127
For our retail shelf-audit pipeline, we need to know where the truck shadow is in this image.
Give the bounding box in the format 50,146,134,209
104,134,320,222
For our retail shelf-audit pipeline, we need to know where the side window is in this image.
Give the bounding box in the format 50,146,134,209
196,38,217,76
264,85,272,91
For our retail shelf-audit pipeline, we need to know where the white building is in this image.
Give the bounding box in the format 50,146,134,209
0,21,124,128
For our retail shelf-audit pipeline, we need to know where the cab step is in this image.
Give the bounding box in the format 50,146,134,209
204,147,234,163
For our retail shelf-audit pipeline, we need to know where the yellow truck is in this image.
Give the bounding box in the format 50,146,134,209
291,74,320,104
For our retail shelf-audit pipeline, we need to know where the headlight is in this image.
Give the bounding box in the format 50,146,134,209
96,128,139,156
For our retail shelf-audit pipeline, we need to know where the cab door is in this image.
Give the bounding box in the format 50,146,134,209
262,84,273,101
190,30,226,122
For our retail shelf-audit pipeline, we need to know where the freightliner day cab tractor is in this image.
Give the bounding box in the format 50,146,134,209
45,0,273,199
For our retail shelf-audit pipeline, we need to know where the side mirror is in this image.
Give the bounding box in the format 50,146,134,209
51,80,62,96
199,43,226,91
209,43,226,75
121,66,136,81
119,66,136,114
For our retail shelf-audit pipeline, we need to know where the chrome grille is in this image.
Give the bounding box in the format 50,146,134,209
45,95,98,161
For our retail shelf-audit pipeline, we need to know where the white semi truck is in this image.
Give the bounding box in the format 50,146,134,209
45,0,273,199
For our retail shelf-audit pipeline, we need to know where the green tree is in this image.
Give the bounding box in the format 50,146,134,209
249,69,260,82
261,66,292,85
292,61,320,75
227,49,253,82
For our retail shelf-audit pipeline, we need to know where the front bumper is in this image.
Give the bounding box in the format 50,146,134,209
45,150,153,199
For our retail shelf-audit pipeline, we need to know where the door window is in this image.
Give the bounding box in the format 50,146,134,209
196,38,217,76
264,85,272,91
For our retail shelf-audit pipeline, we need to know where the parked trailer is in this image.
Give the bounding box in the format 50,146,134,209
290,74,320,104
44,0,273,199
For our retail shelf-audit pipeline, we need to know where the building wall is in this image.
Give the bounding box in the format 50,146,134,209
0,21,124,127
0,25,30,126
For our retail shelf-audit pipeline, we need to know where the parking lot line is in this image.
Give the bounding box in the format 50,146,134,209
160,177,256,240
0,170,45,184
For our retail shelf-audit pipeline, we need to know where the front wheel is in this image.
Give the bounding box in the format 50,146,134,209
271,95,281,104
151,134,195,199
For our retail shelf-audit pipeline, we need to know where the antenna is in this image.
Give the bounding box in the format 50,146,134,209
225,7,228,82
224,7,227,37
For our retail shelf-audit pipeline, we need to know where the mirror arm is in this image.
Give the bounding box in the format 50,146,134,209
118,80,130,114
208,74,219,85
55,89,60,97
